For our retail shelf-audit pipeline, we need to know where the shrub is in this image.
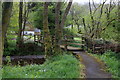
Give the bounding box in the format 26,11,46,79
4,42,45,56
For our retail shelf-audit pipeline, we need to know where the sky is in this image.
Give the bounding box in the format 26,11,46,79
73,0,112,4
1,0,118,3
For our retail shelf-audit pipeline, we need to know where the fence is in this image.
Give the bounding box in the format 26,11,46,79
83,37,120,54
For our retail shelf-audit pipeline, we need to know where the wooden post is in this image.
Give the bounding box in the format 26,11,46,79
38,35,40,42
64,35,67,51
92,40,95,53
34,35,36,42
81,36,85,50
84,37,88,51
40,35,42,43
65,41,67,51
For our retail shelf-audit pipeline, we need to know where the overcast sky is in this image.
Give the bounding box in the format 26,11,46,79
2,0,118,3
73,0,112,4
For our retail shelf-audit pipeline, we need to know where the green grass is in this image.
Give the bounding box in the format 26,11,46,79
93,51,120,78
3,54,84,78
68,39,82,48
0,69,2,80
68,44,81,48
74,37,82,40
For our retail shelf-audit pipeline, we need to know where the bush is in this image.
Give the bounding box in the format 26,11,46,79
4,40,17,56
4,42,45,56
3,54,84,78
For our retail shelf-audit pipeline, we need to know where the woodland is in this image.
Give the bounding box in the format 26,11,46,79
0,0,120,78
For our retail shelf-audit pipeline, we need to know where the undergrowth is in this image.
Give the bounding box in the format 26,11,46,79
3,54,84,78
93,51,120,78
4,41,44,56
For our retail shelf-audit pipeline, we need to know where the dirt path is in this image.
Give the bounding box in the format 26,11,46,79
73,51,111,78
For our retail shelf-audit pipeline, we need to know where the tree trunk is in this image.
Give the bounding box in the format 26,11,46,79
77,24,80,32
59,0,73,39
23,2,29,37
89,0,95,38
70,6,74,30
2,2,13,48
43,2,53,58
54,2,62,53
17,1,23,49
1,2,13,67
82,18,87,33
0,2,2,68
71,24,73,29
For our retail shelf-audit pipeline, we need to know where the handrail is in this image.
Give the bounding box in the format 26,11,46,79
61,39,84,42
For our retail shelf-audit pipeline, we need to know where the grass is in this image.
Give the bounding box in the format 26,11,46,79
0,69,2,80
3,54,84,78
68,39,82,48
74,37,82,40
68,44,81,48
93,51,120,78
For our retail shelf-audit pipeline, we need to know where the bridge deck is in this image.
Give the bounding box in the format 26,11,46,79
60,45,83,51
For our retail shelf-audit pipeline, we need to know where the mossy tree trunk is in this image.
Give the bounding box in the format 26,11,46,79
54,1,73,53
54,2,62,53
1,2,13,67
43,2,53,58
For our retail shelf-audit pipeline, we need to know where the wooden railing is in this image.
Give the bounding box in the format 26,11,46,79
33,34,85,51
60,35,85,51
25,34,120,53
83,37,120,54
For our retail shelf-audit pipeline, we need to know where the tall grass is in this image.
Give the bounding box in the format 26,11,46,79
3,54,84,78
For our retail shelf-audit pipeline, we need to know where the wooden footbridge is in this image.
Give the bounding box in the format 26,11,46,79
24,34,112,53
33,34,86,51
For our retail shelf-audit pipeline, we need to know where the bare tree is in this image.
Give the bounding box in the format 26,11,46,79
84,0,116,39
17,2,30,48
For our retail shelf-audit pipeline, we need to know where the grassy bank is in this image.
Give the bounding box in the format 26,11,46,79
93,51,120,78
3,54,84,78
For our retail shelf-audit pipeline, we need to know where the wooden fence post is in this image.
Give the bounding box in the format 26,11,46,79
64,35,68,51
34,35,36,42
92,39,95,53
81,36,85,50
85,37,88,51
